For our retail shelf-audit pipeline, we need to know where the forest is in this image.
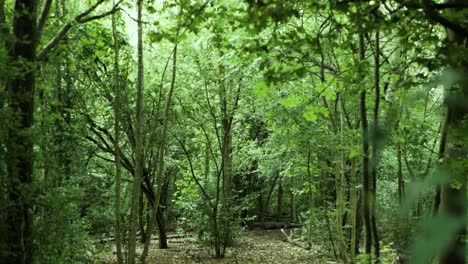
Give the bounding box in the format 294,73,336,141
0,0,466,263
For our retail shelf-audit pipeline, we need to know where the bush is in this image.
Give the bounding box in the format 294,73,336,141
33,187,97,263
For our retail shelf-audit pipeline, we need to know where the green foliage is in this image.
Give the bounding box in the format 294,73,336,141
410,214,464,264
1,0,465,263
34,187,97,264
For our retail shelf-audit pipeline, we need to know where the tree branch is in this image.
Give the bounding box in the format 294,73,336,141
337,0,468,9
174,135,215,209
395,0,468,35
36,0,52,43
36,0,122,61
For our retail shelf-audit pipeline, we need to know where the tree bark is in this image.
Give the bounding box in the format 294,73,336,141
111,1,123,261
3,1,36,263
370,31,381,260
350,158,358,259
396,143,404,205
138,193,147,243
359,33,372,257
128,0,144,262
336,105,348,263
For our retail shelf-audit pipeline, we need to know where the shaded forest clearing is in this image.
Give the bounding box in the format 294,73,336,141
100,229,322,264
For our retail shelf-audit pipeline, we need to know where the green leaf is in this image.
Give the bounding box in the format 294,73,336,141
348,146,361,159
282,96,302,109
303,108,318,122
253,81,269,97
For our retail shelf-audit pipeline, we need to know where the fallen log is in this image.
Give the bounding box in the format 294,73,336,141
99,233,193,243
249,221,303,230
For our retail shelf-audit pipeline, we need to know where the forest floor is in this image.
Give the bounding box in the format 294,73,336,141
99,229,332,264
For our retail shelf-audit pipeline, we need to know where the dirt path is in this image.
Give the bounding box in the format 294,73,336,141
100,229,329,263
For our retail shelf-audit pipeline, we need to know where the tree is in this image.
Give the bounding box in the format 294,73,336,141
2,1,36,263
436,2,467,263
111,0,124,262
128,0,145,262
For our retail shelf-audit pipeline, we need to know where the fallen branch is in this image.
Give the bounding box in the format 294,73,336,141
280,228,311,250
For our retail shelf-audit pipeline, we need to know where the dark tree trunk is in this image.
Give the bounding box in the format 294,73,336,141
370,31,381,260
156,206,168,249
355,193,364,255
258,191,264,222
397,143,404,205
139,193,147,243
276,180,283,222
359,33,372,256
3,1,36,263
438,3,467,261
157,176,169,249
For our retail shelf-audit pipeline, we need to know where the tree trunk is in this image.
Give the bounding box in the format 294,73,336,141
111,1,123,261
396,143,404,205
141,32,178,262
258,191,265,222
156,206,168,249
3,1,36,263
139,193,147,243
306,148,315,248
336,103,348,263
370,31,381,260
128,0,144,262
359,33,372,257
438,3,467,262
222,116,233,200
112,0,124,264
276,180,283,222
350,158,358,260
355,192,364,255
291,176,297,222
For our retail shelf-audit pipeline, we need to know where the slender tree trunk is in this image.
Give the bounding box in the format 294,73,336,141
291,176,297,222
263,172,280,220
141,37,178,262
350,158,358,260
359,33,372,257
306,148,315,248
258,191,264,222
156,206,168,248
3,1,36,263
396,143,404,205
355,190,364,255
222,114,233,200
370,31,381,261
138,193,146,243
111,2,123,261
336,107,348,263
276,180,283,222
128,0,144,262
433,105,448,214
204,142,210,180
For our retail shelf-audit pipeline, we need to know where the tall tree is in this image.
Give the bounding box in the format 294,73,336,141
3,0,37,263
128,0,144,262
370,31,381,260
359,33,372,258
112,0,124,262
